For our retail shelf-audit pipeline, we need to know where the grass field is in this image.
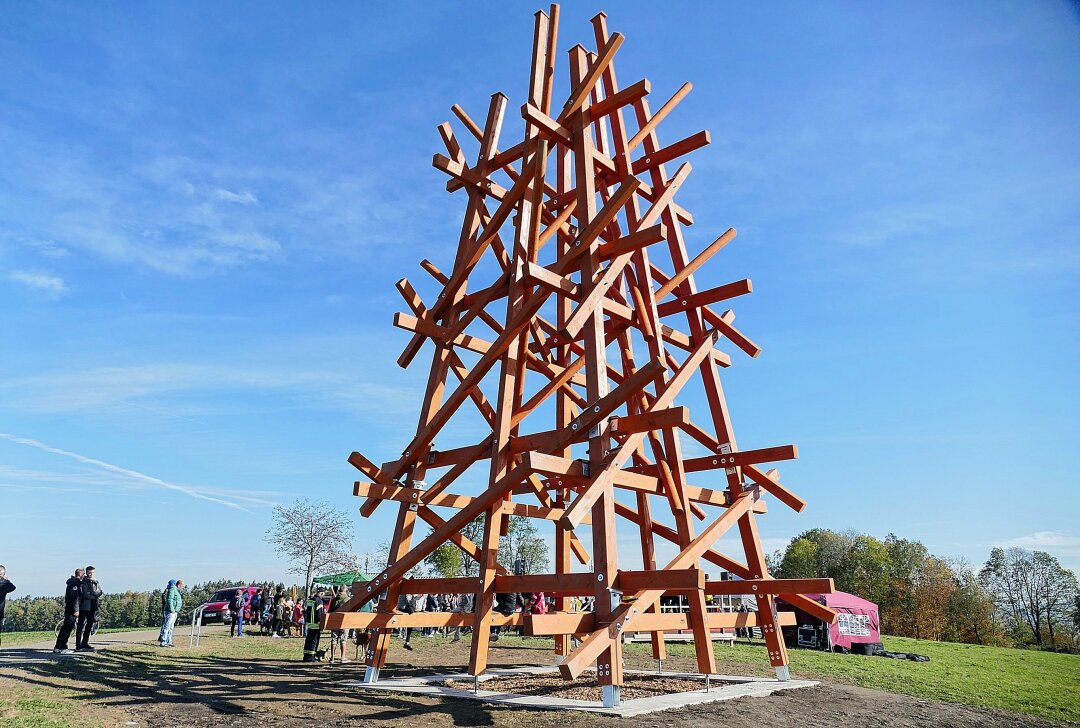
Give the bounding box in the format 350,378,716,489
2,630,1078,725
648,636,1080,724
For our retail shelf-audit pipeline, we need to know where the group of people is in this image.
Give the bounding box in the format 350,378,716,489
393,589,560,650
244,586,329,639
53,566,103,653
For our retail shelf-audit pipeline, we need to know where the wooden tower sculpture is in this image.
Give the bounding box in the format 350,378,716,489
325,5,836,707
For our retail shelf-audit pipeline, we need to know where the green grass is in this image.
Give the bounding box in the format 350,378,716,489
154,632,1080,724
5,629,1078,724
0,682,102,728
0,627,158,648
629,635,1080,724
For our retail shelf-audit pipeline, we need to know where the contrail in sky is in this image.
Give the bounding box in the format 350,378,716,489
0,432,248,511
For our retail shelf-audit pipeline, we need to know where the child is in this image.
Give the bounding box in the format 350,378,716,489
292,599,304,637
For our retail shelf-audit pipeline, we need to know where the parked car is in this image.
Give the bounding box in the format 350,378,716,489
199,585,260,625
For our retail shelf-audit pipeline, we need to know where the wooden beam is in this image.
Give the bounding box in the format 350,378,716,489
656,279,753,318
626,81,692,152
617,567,704,593
704,577,833,596
630,130,710,176
610,406,690,435
325,610,524,631
654,227,737,300
743,464,807,513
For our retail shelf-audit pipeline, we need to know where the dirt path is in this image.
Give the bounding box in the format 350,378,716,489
6,625,230,653
0,635,1069,727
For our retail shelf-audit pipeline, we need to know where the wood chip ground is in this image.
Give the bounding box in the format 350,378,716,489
439,673,730,701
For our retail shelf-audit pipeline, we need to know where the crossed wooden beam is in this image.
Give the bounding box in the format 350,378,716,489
324,5,836,699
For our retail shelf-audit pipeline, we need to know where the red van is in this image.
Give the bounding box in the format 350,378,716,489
198,585,260,625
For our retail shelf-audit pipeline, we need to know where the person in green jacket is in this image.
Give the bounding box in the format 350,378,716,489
158,579,184,647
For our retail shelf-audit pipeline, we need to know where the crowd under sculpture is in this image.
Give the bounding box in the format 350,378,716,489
324,5,837,707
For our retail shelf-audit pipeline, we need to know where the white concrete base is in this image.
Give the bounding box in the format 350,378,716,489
362,666,380,684
340,666,818,717
775,665,790,681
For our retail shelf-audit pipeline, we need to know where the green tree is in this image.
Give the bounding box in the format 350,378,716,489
944,559,1003,645
425,516,485,578
777,537,818,579
498,516,550,574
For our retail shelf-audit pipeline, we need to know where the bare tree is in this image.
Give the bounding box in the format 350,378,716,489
265,498,358,599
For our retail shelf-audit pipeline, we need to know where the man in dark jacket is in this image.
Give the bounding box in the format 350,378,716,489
491,590,519,642
76,566,102,651
396,592,415,651
53,568,83,653
302,589,326,662
0,565,16,647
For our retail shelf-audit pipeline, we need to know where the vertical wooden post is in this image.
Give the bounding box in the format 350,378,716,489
569,43,622,707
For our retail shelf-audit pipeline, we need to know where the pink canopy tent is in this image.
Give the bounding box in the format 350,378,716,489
779,591,881,652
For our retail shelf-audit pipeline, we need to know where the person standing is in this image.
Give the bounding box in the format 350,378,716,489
396,592,415,651
450,592,468,643
159,579,184,647
422,593,438,636
271,594,284,638
0,565,15,648
291,597,303,637
491,590,518,642
329,586,346,652
249,589,262,634
76,566,102,651
228,589,245,638
302,589,326,661
53,568,83,653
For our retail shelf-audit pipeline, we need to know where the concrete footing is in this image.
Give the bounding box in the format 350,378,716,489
341,666,817,717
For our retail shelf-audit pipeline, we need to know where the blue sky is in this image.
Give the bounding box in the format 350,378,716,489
1,1,1077,597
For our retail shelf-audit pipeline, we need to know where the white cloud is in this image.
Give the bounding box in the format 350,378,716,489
0,121,439,277
998,531,1080,550
25,238,71,258
214,188,259,205
1,359,419,420
0,432,258,511
8,269,66,295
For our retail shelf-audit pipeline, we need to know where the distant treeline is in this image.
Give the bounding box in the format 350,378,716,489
1,579,297,633
770,529,1080,651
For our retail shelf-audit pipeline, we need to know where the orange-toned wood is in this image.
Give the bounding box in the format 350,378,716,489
345,6,834,689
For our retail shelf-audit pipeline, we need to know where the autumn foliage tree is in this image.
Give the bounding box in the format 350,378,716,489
774,529,1013,646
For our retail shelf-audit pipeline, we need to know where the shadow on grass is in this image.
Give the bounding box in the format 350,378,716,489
3,647,558,726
